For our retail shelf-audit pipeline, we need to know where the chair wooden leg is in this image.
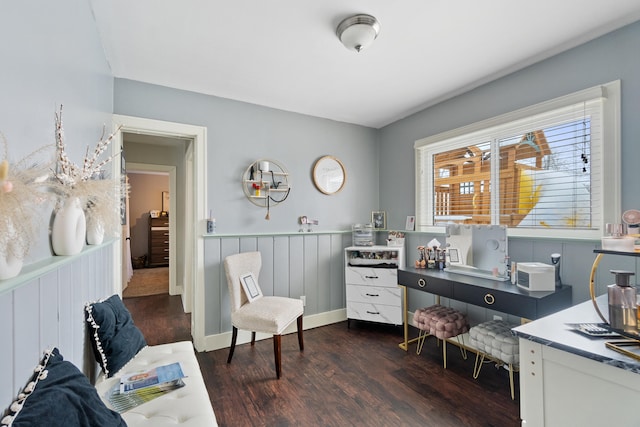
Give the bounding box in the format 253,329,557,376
273,334,282,379
227,326,238,364
297,315,304,351
251,331,256,346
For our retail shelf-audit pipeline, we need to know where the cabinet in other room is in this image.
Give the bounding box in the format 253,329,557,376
148,216,169,267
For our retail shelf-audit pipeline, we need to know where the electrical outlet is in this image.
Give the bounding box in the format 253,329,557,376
300,296,306,306
493,315,503,321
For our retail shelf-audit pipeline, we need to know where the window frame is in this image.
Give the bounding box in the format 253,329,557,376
414,81,621,240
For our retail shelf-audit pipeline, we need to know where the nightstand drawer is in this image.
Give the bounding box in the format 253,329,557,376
346,284,401,305
345,266,398,287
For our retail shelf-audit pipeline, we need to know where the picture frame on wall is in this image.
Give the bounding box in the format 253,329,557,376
405,215,415,231
162,191,170,214
120,151,127,225
372,211,386,230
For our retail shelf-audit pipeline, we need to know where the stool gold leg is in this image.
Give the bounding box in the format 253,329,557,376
473,352,485,379
456,335,467,360
508,364,515,400
442,340,447,369
416,330,428,355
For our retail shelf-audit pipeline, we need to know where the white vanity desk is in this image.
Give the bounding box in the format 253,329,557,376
513,296,640,427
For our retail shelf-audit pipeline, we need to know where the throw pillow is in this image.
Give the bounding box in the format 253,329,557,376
85,294,147,378
1,348,126,427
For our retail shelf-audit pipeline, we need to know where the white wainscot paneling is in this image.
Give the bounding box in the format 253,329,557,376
203,232,349,351
0,243,118,406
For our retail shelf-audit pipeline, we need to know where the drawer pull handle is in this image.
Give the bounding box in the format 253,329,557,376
365,293,379,297
418,278,426,288
484,293,495,305
366,311,380,315
365,275,379,279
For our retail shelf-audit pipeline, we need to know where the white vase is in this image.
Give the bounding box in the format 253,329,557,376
51,197,86,256
0,247,24,280
86,216,105,245
0,220,25,280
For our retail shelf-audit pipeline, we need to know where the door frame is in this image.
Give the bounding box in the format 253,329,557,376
110,115,207,350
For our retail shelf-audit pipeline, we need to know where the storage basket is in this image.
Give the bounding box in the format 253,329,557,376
352,223,374,246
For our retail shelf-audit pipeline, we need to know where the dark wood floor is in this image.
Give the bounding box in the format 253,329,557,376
124,294,521,427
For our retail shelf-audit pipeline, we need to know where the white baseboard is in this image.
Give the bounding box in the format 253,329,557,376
199,308,347,352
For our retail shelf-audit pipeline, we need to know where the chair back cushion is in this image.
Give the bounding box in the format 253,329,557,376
224,252,262,313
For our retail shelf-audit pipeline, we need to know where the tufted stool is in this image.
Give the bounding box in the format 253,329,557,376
469,319,520,399
412,304,470,368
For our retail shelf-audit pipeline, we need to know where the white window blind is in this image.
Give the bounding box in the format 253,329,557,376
414,81,620,239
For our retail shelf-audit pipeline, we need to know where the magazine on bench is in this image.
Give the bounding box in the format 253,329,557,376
107,362,186,413
119,362,185,393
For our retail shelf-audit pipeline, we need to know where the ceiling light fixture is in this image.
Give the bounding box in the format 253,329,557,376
336,14,380,53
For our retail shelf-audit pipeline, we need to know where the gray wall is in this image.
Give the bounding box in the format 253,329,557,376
379,21,640,312
114,79,381,234
0,0,114,263
0,0,115,408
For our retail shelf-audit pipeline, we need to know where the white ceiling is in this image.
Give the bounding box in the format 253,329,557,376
90,1,640,129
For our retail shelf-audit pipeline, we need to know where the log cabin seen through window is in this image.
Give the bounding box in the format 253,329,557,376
415,81,621,239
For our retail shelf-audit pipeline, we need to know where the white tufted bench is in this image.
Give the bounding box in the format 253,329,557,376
468,319,519,400
94,341,218,427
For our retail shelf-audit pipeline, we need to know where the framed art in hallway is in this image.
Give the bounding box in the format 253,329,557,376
372,211,386,230
162,191,170,213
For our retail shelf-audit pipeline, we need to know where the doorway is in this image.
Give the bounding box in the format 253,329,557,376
121,134,180,298
110,115,207,349
124,167,171,298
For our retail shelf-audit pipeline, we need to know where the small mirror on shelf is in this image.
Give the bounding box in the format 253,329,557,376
312,156,346,195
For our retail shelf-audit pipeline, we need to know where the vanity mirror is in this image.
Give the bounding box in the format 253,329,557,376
312,156,346,195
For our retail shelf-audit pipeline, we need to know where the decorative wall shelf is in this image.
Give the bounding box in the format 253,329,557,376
242,159,290,219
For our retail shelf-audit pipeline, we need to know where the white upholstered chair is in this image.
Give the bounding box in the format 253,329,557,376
223,251,304,379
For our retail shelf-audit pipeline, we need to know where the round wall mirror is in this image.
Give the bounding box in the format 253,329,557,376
313,156,346,195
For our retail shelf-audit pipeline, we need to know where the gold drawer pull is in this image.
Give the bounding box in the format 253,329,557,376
484,293,495,305
418,278,426,288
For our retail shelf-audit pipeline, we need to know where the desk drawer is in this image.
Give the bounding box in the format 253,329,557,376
398,269,454,298
346,284,401,305
346,266,398,287
454,283,536,318
346,301,402,325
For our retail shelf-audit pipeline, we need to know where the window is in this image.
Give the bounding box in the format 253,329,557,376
415,81,620,239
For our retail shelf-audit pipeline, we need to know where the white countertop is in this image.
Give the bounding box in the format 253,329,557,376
513,295,640,374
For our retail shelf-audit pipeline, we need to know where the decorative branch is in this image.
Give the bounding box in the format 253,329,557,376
53,105,121,188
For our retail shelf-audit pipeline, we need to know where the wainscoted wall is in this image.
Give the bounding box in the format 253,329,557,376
202,232,352,349
201,230,634,351
0,243,116,408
